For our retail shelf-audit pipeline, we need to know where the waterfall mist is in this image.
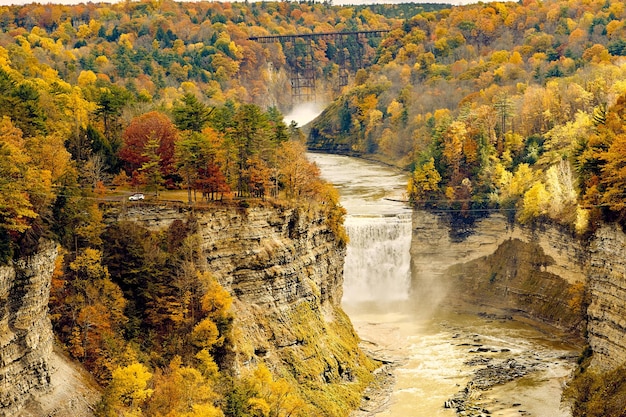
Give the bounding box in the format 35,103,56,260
342,213,412,304
283,102,325,127
312,153,577,417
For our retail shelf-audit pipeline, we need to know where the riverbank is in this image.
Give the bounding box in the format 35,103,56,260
349,319,406,417
442,310,579,417
309,152,582,417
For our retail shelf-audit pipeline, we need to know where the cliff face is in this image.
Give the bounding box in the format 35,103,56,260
411,211,588,334
0,242,56,417
9,203,625,414
0,243,101,417
117,204,345,307
117,204,375,416
411,210,626,371
0,203,371,417
196,206,344,306
586,224,626,370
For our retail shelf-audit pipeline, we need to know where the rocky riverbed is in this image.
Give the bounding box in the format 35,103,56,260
348,307,580,417
442,312,579,417
350,319,406,417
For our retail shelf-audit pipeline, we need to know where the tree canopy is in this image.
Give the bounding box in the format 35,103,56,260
6,0,626,414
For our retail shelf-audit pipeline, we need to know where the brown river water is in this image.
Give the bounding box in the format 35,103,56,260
308,152,580,417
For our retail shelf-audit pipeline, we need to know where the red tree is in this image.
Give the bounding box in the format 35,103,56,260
119,111,179,177
196,162,230,201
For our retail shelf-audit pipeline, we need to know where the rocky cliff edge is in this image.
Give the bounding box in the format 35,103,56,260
0,241,56,417
115,203,376,416
0,241,100,417
411,210,626,371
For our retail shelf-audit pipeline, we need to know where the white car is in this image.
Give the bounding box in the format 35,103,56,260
128,193,145,201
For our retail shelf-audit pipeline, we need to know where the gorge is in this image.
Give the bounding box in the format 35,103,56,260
0,242,56,416
312,152,626,416
105,202,377,416
3,153,626,416
4,0,626,415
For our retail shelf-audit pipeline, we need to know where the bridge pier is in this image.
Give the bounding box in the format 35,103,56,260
249,30,389,103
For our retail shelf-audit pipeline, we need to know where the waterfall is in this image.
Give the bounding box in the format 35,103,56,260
342,212,412,303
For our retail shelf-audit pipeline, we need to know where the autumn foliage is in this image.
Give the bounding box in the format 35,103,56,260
5,0,626,414
0,1,364,414
119,111,179,178
307,0,626,232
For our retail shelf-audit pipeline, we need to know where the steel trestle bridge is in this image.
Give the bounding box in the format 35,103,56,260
249,30,389,102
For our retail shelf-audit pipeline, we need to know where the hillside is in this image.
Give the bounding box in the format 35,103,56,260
0,0,432,112
3,0,626,415
0,1,394,415
305,0,626,414
308,0,626,234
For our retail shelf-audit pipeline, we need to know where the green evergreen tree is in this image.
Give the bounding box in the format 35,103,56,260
175,132,211,204
172,93,214,133
139,138,164,197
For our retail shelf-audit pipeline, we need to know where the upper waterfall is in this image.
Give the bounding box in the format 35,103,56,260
283,102,325,127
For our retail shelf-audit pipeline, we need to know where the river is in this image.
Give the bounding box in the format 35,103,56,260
307,152,579,417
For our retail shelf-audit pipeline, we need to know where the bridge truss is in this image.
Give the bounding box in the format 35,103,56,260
249,30,389,103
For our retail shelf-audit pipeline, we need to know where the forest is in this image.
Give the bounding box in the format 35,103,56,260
0,1,381,415
307,0,626,235
3,0,626,415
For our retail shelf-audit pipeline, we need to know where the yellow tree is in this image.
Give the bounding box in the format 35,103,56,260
277,141,322,201
507,163,535,199
66,248,127,379
44,81,96,164
146,357,223,417
518,182,550,223
245,364,308,417
544,112,593,162
408,157,441,205
442,120,466,182
189,271,233,352
199,271,232,321
386,99,404,125
26,132,72,184
102,362,154,416
600,132,626,215
0,117,52,236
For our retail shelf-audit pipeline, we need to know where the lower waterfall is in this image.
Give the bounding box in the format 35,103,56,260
342,213,412,303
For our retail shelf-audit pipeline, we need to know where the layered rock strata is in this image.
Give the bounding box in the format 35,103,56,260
0,242,56,417
8,203,626,414
411,210,626,372
116,204,345,306
586,224,626,370
411,211,588,334
115,203,375,415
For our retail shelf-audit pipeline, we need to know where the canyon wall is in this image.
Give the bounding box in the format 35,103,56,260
0,242,56,417
411,211,588,334
116,203,376,416
0,243,100,417
412,210,626,370
586,224,626,370
6,203,626,415
1,202,372,417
